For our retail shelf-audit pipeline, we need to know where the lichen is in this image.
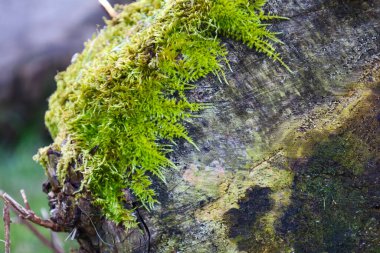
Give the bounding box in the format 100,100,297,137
278,73,380,252
281,133,379,252
192,67,379,251
33,0,287,226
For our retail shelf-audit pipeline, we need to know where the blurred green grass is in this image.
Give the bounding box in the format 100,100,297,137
0,129,76,252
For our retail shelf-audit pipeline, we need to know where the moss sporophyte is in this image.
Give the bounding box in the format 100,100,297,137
34,0,288,227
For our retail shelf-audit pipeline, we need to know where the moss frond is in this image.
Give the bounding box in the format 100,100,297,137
34,0,287,227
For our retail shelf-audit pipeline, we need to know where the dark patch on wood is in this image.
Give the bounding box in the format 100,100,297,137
223,187,273,252
278,89,380,252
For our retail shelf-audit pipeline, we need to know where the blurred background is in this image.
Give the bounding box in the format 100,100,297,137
0,0,124,252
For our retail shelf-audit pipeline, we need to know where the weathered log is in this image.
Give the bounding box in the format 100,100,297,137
145,1,380,252
36,0,380,252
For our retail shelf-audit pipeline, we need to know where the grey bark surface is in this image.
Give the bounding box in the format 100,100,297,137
43,0,380,252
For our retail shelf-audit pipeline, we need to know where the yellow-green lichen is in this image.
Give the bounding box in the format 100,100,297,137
34,0,287,226
195,154,293,221
192,69,379,251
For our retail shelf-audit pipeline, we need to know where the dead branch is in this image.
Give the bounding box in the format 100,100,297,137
0,191,63,232
3,204,11,253
19,190,65,253
16,218,64,253
19,189,30,210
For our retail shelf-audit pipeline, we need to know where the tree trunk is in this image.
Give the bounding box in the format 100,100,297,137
41,0,380,252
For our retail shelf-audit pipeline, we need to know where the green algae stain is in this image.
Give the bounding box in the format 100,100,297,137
223,187,273,252
280,134,380,252
193,156,295,252
33,0,288,227
194,76,379,251
279,84,380,252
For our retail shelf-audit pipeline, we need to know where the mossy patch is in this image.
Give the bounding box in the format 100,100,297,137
33,0,287,227
193,153,294,252
193,68,379,251
278,81,380,252
223,187,273,252
280,134,380,252
195,155,293,221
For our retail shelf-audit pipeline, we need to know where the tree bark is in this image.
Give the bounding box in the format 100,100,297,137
43,0,380,252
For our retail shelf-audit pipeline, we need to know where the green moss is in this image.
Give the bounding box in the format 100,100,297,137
282,134,379,252
279,83,380,252
34,0,286,226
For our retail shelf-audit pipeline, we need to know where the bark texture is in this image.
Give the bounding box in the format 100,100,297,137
43,0,380,252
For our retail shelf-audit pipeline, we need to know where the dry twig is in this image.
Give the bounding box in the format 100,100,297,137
1,190,65,252
98,0,118,18
0,191,63,232
19,190,64,253
20,189,30,210
3,204,11,253
16,218,64,253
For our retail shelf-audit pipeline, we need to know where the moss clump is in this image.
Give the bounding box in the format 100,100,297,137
34,0,286,226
